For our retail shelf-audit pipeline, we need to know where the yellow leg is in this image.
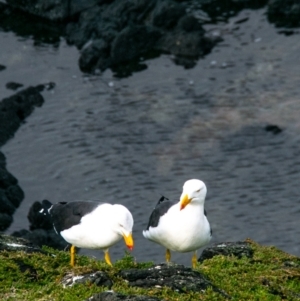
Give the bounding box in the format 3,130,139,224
192,251,198,269
104,250,112,266
70,245,76,267
166,249,171,263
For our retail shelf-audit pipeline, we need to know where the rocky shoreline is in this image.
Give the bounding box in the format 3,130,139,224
0,84,54,232
1,234,299,300
1,0,300,76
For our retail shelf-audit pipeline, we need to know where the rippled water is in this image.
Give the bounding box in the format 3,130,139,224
1,9,300,266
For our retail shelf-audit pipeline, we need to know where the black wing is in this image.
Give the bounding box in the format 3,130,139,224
49,201,103,233
204,208,213,236
146,196,175,230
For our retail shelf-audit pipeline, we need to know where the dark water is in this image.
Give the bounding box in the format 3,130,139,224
1,9,300,266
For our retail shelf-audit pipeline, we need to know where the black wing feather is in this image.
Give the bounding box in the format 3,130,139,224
49,201,102,233
146,196,175,230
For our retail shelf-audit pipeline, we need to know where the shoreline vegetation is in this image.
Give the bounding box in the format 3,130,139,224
0,234,299,301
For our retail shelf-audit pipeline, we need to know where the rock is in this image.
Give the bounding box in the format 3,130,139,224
268,0,300,28
86,291,161,301
111,25,162,65
65,0,218,73
0,189,16,215
5,185,24,208
5,0,101,21
0,85,45,147
0,3,63,44
79,39,111,73
0,213,13,231
0,167,17,188
265,124,282,135
12,228,67,250
62,271,113,289
119,263,229,297
11,199,66,250
0,64,6,71
5,82,24,90
151,0,185,30
198,241,254,262
0,234,42,253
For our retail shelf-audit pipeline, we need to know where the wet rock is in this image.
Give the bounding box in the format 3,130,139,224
0,167,17,188
198,241,254,262
0,234,42,253
5,0,101,21
119,263,229,297
265,124,282,135
5,185,25,208
0,214,13,231
79,39,111,73
0,189,16,215
152,0,185,30
12,228,67,250
65,0,217,73
268,0,300,28
62,271,113,288
111,25,161,65
0,166,24,228
6,82,24,90
0,2,63,45
0,85,45,147
86,291,161,301
11,200,66,250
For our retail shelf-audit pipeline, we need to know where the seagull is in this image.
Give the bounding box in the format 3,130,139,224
143,179,212,268
40,200,134,267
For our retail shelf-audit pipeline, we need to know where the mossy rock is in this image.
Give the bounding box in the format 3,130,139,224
0,235,299,301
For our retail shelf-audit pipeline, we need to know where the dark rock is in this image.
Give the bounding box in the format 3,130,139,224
0,2,64,45
12,228,67,250
0,152,6,166
151,1,185,30
120,263,229,297
268,0,300,28
198,0,268,22
111,25,162,65
5,0,101,21
198,241,254,262
0,189,16,215
0,167,17,188
79,39,111,73
178,15,205,33
0,86,45,147
86,291,161,301
0,234,42,253
11,200,66,249
0,64,6,71
0,152,24,231
265,124,282,135
0,213,13,231
62,271,113,288
6,82,24,90
5,185,25,208
157,29,213,58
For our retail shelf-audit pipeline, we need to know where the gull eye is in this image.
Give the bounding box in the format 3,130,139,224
196,189,201,192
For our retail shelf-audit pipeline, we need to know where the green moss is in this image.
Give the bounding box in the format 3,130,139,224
0,240,299,301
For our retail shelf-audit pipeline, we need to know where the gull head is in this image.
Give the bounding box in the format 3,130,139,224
179,179,207,210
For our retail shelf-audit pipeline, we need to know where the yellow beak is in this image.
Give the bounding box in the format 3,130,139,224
123,233,134,251
180,193,191,210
